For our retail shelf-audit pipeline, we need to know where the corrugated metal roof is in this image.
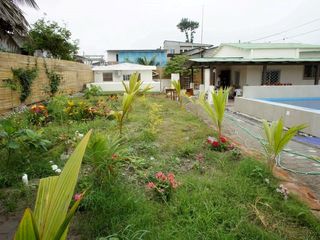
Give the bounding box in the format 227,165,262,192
190,57,320,63
222,43,320,49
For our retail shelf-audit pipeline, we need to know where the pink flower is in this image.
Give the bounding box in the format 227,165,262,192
167,173,175,181
74,193,83,201
212,141,220,147
147,182,156,189
220,137,227,143
155,171,166,181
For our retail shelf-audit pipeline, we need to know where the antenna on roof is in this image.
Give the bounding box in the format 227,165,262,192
200,4,204,44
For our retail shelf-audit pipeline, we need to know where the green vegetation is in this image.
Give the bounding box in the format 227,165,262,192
4,66,38,102
23,18,79,60
177,18,199,43
262,119,307,169
0,94,319,240
164,55,191,77
171,80,182,107
198,88,230,138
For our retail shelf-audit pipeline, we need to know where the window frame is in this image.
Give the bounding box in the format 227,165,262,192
103,72,113,82
303,64,317,80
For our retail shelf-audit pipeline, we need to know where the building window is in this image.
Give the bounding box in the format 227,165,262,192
103,73,113,82
123,74,131,81
304,64,317,79
262,70,281,85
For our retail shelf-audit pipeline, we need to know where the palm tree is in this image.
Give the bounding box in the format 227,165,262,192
136,55,158,66
0,0,38,49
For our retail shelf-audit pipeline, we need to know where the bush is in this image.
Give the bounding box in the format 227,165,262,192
84,85,103,99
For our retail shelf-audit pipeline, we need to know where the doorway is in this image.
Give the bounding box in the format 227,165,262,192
220,70,231,88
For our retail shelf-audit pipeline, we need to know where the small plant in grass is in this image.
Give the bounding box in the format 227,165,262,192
146,172,179,201
262,118,306,170
85,133,126,184
84,85,103,99
148,103,163,134
28,104,49,126
47,95,69,123
171,80,183,107
122,72,152,95
64,100,100,121
14,130,92,240
207,135,234,152
112,93,135,134
198,88,230,138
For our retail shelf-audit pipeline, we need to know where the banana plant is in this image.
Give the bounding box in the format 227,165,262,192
122,72,152,95
171,80,182,107
198,88,230,138
14,130,92,240
262,118,306,170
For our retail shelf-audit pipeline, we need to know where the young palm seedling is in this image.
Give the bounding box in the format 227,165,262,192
198,88,230,138
171,80,183,107
262,118,306,170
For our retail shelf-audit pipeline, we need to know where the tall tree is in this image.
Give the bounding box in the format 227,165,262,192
23,18,79,60
0,0,38,50
177,18,199,43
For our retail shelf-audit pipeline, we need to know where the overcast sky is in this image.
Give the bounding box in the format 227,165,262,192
21,0,320,55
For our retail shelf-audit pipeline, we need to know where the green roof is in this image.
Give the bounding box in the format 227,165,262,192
190,57,320,63
222,43,320,50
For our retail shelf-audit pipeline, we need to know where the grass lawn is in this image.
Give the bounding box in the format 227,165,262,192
0,94,319,239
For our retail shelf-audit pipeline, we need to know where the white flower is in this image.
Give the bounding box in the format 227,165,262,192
78,133,84,138
60,153,69,161
150,156,155,161
51,164,58,171
49,161,54,164
55,168,61,174
264,178,270,184
22,174,28,186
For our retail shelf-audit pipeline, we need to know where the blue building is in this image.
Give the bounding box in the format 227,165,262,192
107,49,167,66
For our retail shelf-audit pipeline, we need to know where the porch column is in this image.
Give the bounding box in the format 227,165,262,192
209,65,214,86
191,67,194,83
201,66,204,84
262,64,267,85
315,64,320,85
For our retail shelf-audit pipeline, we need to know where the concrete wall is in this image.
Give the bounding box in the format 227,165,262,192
107,52,117,62
251,49,298,58
88,81,160,93
0,52,93,114
94,70,153,83
242,85,320,98
234,97,320,137
214,45,250,58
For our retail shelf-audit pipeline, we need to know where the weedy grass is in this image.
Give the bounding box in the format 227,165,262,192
0,95,319,240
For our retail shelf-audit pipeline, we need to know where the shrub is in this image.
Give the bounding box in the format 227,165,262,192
64,100,99,121
28,104,49,126
146,171,179,201
84,85,103,99
47,95,69,123
207,136,234,152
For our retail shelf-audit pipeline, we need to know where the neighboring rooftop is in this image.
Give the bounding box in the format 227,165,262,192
164,40,213,47
189,57,320,64
222,43,320,49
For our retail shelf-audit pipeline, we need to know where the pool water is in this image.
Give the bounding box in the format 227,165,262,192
261,98,320,110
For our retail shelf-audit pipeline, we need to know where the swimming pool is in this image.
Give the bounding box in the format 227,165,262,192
260,97,320,110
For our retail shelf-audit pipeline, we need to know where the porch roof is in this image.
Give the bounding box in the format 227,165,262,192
189,57,320,65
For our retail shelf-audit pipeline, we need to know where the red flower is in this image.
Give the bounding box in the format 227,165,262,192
207,139,212,144
220,137,227,143
74,193,83,201
212,141,220,147
147,182,156,189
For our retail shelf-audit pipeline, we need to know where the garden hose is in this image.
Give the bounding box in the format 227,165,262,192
224,112,320,175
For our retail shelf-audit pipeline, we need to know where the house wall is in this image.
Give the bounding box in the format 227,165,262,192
118,51,167,66
107,52,118,62
94,70,153,83
251,49,298,58
88,82,160,93
214,46,250,58
300,51,320,58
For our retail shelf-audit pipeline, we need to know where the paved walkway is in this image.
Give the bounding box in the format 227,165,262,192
186,102,320,200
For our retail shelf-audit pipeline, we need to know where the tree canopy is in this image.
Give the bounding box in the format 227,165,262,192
23,19,79,60
164,55,191,77
136,56,159,66
177,18,199,43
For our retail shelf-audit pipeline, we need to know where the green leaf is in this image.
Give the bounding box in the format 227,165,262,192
14,208,40,240
32,130,92,239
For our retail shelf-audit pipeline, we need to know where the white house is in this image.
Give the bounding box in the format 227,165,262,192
188,43,320,92
89,63,160,92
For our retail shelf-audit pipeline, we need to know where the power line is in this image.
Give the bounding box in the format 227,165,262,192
248,17,320,42
272,27,320,41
